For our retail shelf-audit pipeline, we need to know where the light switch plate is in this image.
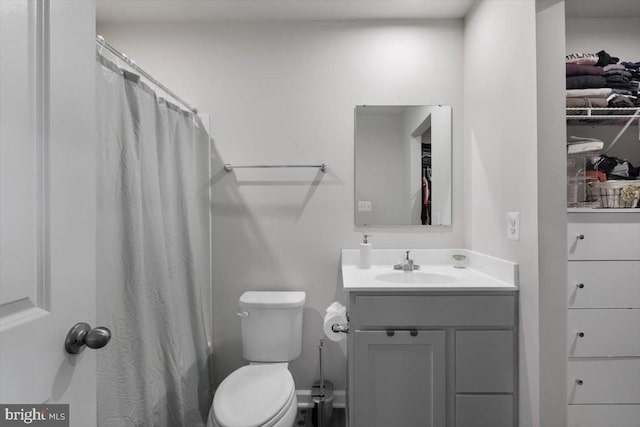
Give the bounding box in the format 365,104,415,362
358,200,372,212
507,211,520,241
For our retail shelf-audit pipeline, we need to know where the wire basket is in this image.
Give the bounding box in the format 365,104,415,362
587,181,640,208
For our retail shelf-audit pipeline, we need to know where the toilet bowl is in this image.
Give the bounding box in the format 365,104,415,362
208,291,305,427
210,363,297,427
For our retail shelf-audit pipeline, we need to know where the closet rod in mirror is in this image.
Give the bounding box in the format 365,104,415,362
223,163,327,173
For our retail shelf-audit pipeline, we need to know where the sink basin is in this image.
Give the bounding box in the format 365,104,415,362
375,272,457,285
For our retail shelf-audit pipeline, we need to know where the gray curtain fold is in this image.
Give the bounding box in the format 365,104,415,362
96,55,212,427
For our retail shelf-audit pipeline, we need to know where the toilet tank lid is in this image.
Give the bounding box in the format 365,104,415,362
239,291,306,308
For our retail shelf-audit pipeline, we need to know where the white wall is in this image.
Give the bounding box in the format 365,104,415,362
464,1,540,427
98,20,465,392
566,17,640,63
536,1,568,426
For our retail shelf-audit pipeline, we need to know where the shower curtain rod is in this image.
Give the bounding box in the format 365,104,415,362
96,35,198,114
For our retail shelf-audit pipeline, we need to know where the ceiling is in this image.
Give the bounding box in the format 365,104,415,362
96,0,476,24
565,0,640,18
97,1,640,26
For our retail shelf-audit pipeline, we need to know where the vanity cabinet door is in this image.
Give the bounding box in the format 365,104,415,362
456,330,514,393
353,330,446,427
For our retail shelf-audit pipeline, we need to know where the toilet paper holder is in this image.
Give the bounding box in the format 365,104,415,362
330,311,350,334
331,323,350,334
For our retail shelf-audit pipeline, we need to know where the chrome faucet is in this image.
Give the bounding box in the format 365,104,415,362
394,250,420,271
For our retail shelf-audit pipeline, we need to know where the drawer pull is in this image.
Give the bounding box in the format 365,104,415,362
575,379,583,385
386,330,395,337
576,283,585,289
577,234,585,240
409,329,418,337
577,332,585,338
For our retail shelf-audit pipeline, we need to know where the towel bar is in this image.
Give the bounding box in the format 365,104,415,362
223,163,327,173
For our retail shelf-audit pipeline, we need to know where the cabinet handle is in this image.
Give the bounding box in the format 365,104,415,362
409,329,418,337
576,283,585,289
577,332,585,338
576,379,584,385
577,234,585,240
386,330,395,337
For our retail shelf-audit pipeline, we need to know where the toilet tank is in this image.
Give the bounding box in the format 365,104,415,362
239,291,306,362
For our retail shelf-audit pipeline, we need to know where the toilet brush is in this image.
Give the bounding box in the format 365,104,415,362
312,340,334,427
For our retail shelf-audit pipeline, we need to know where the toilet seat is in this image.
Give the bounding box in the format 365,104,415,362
213,363,295,427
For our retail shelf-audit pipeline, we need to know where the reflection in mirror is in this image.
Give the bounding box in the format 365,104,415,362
354,105,452,226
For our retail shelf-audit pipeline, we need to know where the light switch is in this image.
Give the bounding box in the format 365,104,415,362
507,212,520,241
358,200,372,212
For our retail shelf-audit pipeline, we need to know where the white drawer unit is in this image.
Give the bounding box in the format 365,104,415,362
568,405,640,427
567,211,640,423
568,309,640,357
568,359,640,404
568,261,640,308
567,212,640,261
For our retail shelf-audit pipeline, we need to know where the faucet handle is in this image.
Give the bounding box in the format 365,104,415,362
405,250,411,260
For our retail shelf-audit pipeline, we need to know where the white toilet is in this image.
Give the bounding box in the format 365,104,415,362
209,291,306,427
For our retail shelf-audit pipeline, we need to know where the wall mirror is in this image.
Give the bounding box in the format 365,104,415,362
354,105,452,226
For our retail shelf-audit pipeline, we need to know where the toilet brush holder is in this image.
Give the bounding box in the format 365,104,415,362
311,339,334,427
311,380,334,427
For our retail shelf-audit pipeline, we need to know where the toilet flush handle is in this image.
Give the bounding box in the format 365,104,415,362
237,311,249,317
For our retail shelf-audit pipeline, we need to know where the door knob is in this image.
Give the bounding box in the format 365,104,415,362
65,322,111,354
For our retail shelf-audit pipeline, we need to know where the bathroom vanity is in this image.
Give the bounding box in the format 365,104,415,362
341,249,519,427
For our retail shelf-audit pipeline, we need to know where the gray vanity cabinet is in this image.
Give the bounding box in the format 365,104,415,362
347,291,518,427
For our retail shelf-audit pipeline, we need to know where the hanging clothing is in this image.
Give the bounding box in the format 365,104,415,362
421,171,431,225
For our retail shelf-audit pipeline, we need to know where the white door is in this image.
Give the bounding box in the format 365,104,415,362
0,1,97,425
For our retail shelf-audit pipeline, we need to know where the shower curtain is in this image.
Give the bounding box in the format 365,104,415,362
95,55,212,426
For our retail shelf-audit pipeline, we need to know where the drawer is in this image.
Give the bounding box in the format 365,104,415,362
456,395,514,427
568,359,640,404
568,309,640,357
568,405,640,427
456,331,514,393
352,295,515,327
568,261,640,308
568,214,640,261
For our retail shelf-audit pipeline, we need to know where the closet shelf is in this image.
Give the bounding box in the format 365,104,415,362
568,207,640,213
567,107,640,152
567,107,640,123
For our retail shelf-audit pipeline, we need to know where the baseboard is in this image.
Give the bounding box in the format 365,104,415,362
296,389,346,409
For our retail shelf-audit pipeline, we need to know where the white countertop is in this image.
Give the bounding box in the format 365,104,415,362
341,249,518,292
